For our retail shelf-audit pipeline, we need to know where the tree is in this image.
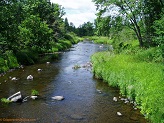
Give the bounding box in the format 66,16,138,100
93,0,164,47
18,15,53,53
152,12,164,46
64,18,70,32
142,0,163,46
0,0,24,52
77,22,94,36
95,14,111,37
22,0,65,41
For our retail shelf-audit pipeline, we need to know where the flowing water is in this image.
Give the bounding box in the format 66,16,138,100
0,41,147,123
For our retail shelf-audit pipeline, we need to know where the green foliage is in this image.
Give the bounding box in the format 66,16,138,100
0,0,81,73
152,13,164,46
58,40,72,50
18,15,53,53
4,51,19,68
95,15,111,37
134,47,164,63
1,98,12,104
77,22,95,37
64,32,79,44
0,57,9,73
15,49,39,65
0,51,19,73
93,0,164,47
31,90,39,96
112,27,136,47
91,51,164,123
89,36,112,44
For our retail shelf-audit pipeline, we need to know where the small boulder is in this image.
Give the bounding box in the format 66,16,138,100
117,112,122,116
7,91,22,102
113,97,118,102
31,96,38,100
46,62,50,64
51,96,64,101
11,77,17,81
27,75,33,80
37,69,42,72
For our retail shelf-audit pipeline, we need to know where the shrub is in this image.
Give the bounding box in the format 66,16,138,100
4,51,19,68
15,49,38,65
0,57,9,73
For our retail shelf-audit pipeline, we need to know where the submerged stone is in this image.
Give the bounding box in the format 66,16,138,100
51,96,64,101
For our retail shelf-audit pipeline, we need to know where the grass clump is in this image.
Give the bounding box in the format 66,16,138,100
91,50,164,123
87,36,113,44
31,90,39,96
1,98,12,104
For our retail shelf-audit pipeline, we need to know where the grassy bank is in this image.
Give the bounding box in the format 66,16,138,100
91,48,164,123
84,36,112,44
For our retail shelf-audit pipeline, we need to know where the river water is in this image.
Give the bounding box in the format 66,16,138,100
0,41,147,123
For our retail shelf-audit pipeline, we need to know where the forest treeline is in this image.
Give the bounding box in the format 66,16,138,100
0,0,82,72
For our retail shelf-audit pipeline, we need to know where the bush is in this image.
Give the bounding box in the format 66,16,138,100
58,40,72,49
0,57,9,73
0,51,19,73
132,47,164,63
4,51,19,68
15,49,38,65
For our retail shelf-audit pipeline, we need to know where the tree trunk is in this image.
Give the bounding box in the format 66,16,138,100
122,1,144,47
136,24,144,47
129,18,144,47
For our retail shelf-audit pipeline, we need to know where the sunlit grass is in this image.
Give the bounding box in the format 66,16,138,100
85,36,113,44
91,51,164,123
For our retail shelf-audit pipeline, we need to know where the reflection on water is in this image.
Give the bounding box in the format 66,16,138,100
0,41,147,123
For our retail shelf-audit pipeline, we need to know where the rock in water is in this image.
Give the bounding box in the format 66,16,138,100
7,91,22,102
27,75,33,80
51,96,64,101
117,112,122,116
46,62,50,64
37,69,42,72
11,77,17,81
113,97,118,102
31,96,38,100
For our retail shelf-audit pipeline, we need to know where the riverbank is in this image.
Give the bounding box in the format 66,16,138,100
91,42,164,123
0,33,82,74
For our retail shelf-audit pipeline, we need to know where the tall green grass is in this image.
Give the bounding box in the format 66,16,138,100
86,36,113,44
91,51,164,123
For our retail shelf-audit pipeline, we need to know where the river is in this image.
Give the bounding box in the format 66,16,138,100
0,41,147,123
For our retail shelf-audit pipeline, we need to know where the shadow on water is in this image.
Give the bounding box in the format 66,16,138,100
0,41,147,123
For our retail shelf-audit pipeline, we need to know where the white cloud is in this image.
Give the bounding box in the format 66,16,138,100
50,0,97,27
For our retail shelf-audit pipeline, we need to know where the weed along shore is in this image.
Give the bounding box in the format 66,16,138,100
91,51,164,123
0,41,147,123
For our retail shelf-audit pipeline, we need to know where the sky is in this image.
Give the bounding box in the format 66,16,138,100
50,0,97,27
